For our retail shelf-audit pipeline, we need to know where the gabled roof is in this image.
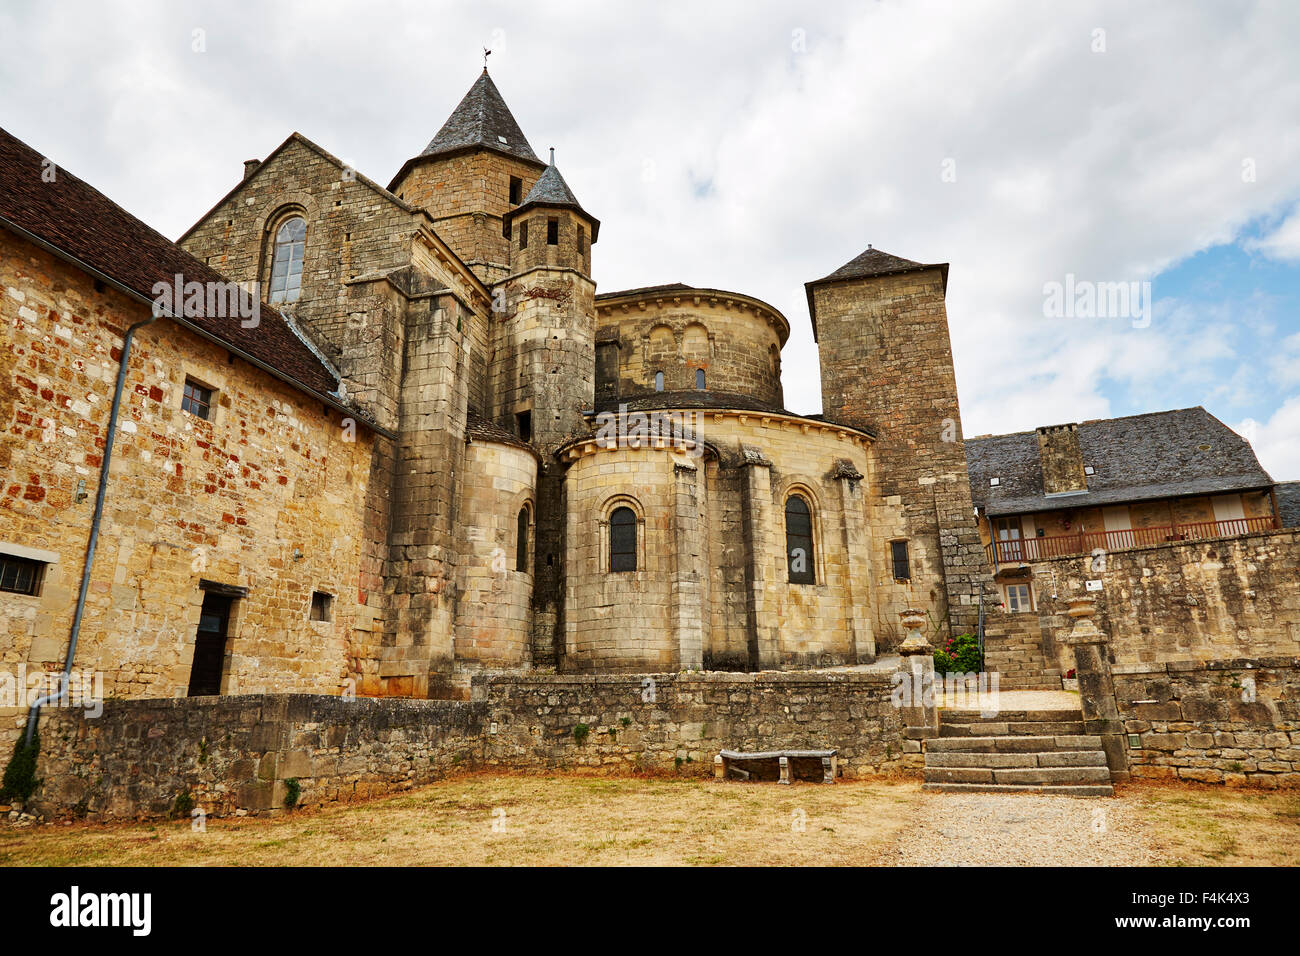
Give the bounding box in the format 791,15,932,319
0,125,355,413
503,158,600,241
804,246,949,338
966,407,1275,517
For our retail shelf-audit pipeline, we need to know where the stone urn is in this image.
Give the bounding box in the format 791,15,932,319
1067,595,1097,618
897,608,930,655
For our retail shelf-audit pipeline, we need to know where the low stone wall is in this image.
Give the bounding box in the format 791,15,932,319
1115,657,1300,787
476,671,908,776
21,670,910,821
29,695,488,821
1026,530,1300,671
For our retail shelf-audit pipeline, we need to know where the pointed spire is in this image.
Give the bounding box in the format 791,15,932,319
419,71,540,164
507,153,600,241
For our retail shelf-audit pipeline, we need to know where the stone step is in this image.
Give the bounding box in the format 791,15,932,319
923,765,1111,786
941,709,1082,723
938,720,1086,737
926,750,1108,769
921,782,1114,797
925,734,1103,754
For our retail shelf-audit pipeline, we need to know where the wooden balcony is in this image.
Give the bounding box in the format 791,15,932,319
986,514,1279,565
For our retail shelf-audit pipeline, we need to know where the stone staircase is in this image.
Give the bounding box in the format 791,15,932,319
982,614,1062,690
922,708,1114,796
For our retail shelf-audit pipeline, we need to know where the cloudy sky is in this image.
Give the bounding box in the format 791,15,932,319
3,0,1298,478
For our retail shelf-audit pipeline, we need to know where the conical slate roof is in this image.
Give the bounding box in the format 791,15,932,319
420,70,540,163
505,155,600,240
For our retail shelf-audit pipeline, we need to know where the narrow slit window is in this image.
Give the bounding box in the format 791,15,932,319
268,216,306,305
578,225,586,254
516,507,530,572
519,220,529,249
515,410,532,442
785,495,815,584
182,379,213,420
509,176,522,205
546,218,558,245
654,371,664,392
609,507,637,572
891,540,911,581
695,368,706,390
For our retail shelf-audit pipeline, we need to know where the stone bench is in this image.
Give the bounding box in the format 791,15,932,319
714,749,838,784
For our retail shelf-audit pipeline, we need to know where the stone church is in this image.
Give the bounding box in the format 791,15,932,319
0,70,988,707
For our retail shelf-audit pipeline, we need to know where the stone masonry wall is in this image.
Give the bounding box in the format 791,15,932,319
1,233,376,745
26,671,909,820
813,269,991,636
1115,658,1300,787
1026,529,1300,671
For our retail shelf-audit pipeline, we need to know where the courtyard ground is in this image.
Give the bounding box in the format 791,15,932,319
2,774,1297,867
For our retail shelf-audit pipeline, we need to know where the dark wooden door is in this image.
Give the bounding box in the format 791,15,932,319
187,593,232,696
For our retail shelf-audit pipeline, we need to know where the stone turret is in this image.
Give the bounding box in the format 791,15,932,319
388,69,546,283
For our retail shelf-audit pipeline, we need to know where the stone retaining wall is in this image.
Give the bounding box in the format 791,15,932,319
1115,657,1300,787
23,670,909,821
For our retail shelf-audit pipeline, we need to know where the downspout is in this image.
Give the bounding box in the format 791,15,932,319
23,312,158,743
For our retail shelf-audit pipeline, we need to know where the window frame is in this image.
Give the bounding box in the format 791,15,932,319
654,371,664,392
1003,582,1033,613
890,539,911,581
268,214,307,305
695,368,706,390
515,504,531,573
519,220,529,249
0,554,44,596
546,217,559,245
509,176,522,205
181,378,214,421
784,493,816,585
309,590,333,622
609,506,637,572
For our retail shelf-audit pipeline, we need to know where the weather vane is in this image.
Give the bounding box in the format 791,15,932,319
483,47,491,69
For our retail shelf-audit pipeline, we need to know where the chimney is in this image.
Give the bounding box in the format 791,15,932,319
1036,423,1088,496
243,159,262,180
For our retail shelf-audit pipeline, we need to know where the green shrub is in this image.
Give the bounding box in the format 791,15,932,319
171,792,195,819
934,632,982,675
284,777,301,809
0,730,41,803
572,723,590,746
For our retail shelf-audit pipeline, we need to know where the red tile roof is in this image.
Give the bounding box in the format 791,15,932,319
0,126,340,400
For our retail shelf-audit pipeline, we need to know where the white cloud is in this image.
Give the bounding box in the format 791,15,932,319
2,0,1299,445
1235,396,1300,481
1247,207,1300,262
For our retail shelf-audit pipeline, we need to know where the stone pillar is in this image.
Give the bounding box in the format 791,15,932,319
671,458,705,670
739,448,779,669
897,608,939,739
834,460,876,663
1066,595,1130,783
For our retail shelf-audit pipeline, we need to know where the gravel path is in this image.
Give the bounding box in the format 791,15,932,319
891,791,1156,866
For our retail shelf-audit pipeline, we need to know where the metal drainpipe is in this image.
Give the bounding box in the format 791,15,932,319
24,312,158,744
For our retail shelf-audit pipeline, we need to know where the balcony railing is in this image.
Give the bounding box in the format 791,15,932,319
986,514,1279,565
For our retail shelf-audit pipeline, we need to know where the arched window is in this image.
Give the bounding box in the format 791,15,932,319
654,371,664,392
609,506,637,572
515,506,530,572
269,216,306,304
785,494,815,584
695,368,706,390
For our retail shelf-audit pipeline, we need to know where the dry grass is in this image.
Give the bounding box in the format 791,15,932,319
0,773,924,867
2,774,1296,867
1123,781,1300,867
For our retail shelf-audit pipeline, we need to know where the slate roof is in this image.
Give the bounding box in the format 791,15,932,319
1277,481,1300,529
0,126,344,404
591,389,876,439
966,407,1275,517
420,70,540,164
504,159,600,240
804,246,949,338
466,411,538,457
